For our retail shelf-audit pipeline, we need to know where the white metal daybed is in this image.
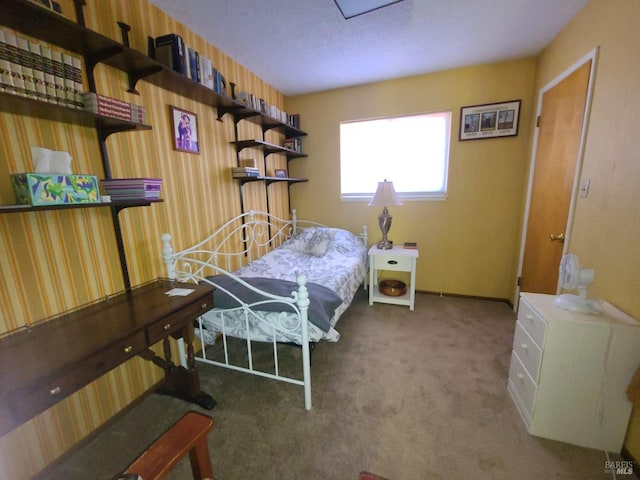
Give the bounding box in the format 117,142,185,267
162,210,367,410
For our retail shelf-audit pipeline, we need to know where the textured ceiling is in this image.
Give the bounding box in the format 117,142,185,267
146,0,589,96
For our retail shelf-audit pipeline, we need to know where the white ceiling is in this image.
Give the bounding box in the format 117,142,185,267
146,0,589,96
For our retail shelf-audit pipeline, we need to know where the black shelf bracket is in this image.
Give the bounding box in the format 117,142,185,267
117,21,139,95
127,65,164,93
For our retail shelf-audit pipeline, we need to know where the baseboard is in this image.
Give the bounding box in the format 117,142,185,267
621,447,640,479
32,379,165,480
417,289,514,309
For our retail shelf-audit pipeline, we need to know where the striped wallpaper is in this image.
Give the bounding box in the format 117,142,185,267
0,0,293,476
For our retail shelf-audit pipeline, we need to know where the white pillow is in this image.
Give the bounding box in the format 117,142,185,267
283,227,334,257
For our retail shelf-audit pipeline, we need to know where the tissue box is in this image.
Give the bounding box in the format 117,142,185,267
100,178,162,200
11,173,100,206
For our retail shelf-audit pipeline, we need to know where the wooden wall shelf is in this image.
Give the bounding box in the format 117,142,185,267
0,199,164,214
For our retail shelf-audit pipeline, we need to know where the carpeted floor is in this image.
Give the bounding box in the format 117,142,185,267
46,290,621,479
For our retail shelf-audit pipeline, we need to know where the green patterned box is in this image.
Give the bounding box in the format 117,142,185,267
11,173,100,206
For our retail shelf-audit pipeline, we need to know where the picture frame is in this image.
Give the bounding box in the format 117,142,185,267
459,100,521,141
274,169,288,178
170,106,200,154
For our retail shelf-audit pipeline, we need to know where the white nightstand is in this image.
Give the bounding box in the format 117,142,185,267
368,245,419,310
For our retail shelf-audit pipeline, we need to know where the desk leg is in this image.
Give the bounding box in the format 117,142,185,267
140,326,216,410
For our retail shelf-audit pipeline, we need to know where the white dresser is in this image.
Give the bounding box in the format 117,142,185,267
508,292,640,452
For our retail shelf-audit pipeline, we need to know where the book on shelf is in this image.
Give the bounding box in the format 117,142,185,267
50,48,67,105
213,68,226,95
27,40,47,102
232,173,261,179
283,137,302,152
199,55,213,89
71,55,84,108
16,35,36,99
62,53,79,108
39,44,57,103
83,92,146,124
3,31,25,97
232,167,260,178
0,30,15,93
288,113,301,129
155,33,187,76
232,167,260,173
403,242,418,249
187,47,200,84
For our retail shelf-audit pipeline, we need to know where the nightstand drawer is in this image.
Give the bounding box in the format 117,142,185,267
513,321,543,382
509,350,537,417
371,254,413,271
517,298,547,347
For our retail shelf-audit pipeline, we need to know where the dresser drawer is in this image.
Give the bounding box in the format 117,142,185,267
508,350,537,418
147,297,213,345
517,298,547,347
371,254,413,272
513,321,543,383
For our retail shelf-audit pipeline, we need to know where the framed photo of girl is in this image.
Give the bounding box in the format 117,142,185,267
459,99,521,141
170,106,200,154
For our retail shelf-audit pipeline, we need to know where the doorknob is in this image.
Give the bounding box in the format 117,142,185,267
549,233,565,243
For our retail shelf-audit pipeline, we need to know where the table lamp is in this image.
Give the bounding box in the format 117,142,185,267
368,179,402,249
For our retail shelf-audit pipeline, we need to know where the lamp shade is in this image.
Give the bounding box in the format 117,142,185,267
368,180,403,207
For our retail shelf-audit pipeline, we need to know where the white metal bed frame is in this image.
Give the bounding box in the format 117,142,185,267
162,210,367,410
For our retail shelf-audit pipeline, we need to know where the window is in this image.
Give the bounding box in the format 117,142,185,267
340,111,451,201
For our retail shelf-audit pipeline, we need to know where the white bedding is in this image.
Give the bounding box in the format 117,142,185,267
197,227,367,344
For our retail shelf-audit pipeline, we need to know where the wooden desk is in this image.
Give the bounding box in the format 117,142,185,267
0,278,215,437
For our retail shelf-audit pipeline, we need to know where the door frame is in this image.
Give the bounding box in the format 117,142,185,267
514,47,599,307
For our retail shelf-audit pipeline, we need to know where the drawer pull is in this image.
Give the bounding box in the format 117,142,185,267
387,260,398,265
163,323,172,331
520,342,528,350
50,386,61,396
123,345,133,354
201,303,208,309
516,372,525,380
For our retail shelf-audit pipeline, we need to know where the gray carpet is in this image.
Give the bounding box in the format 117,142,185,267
46,290,619,479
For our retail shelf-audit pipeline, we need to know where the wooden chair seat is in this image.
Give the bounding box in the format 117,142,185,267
121,411,214,480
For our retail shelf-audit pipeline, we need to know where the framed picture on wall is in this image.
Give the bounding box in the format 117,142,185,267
170,106,200,154
459,100,521,141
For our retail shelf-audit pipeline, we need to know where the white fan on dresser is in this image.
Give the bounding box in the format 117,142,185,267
554,253,599,314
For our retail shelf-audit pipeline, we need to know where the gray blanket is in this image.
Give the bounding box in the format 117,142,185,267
206,276,343,333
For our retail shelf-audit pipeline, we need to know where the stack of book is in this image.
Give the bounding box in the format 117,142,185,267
83,92,146,124
0,27,83,108
153,33,226,95
235,91,300,126
232,167,260,179
100,178,162,201
283,137,302,152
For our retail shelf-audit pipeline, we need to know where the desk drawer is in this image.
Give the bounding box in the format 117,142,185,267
147,297,213,345
5,329,146,431
513,321,543,383
508,350,537,418
372,254,413,272
517,298,547,347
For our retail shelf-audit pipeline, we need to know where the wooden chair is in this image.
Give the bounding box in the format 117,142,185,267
120,411,214,480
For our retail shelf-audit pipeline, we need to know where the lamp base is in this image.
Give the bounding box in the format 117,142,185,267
376,239,393,250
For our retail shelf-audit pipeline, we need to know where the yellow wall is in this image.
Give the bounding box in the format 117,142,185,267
0,0,290,477
286,59,537,300
532,0,640,459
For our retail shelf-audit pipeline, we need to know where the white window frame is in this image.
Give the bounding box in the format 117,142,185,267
339,111,451,201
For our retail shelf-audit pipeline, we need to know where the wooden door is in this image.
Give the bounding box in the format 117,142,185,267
520,60,591,294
